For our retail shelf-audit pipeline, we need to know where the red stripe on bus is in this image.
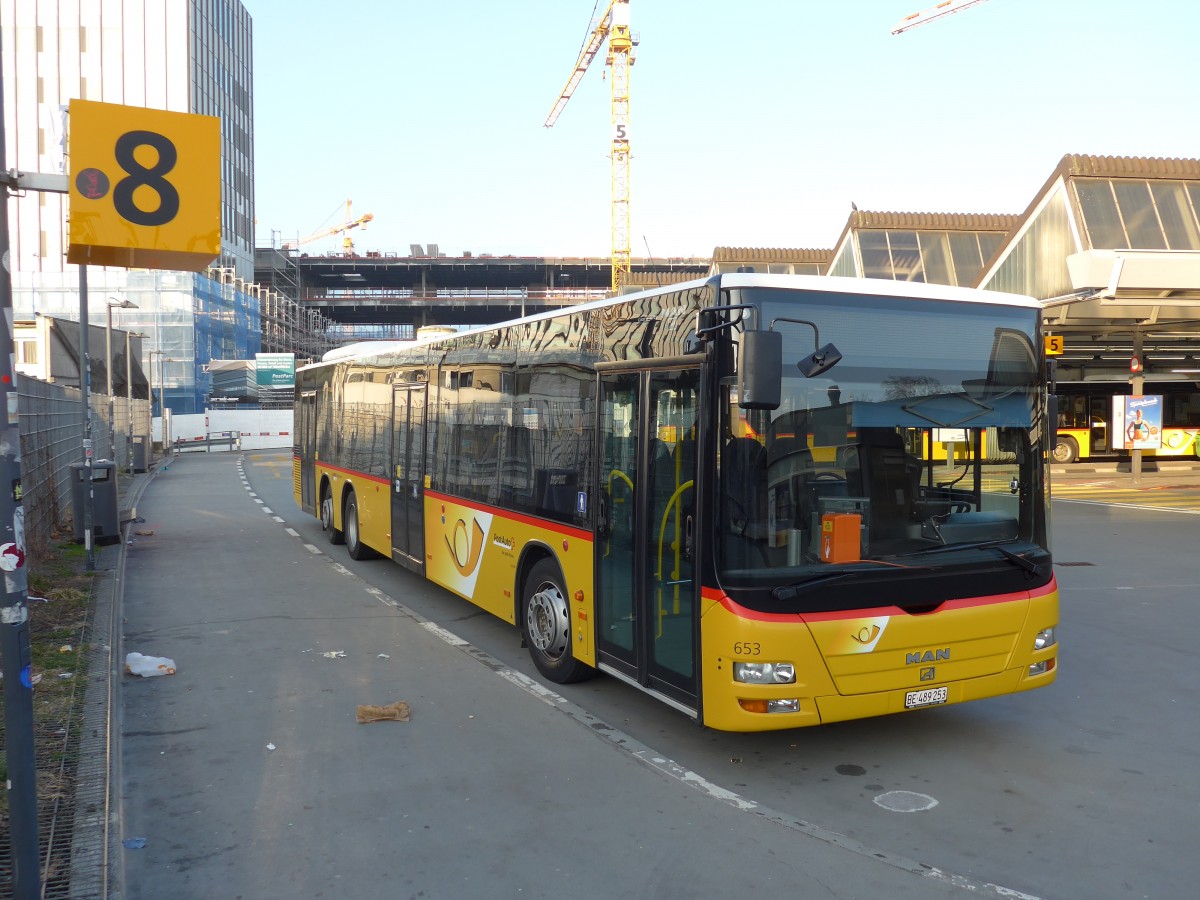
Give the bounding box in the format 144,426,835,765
702,575,1057,623
425,489,592,542
315,462,390,486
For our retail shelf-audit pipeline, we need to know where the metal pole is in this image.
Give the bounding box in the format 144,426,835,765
0,50,45,900
106,301,114,462
126,331,134,470
1131,331,1145,487
80,266,95,571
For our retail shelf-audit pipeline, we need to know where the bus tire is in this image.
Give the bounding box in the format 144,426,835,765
1052,436,1078,465
321,484,344,545
344,490,374,560
522,558,592,684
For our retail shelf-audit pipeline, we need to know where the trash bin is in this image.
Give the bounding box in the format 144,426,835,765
71,461,121,545
131,434,148,473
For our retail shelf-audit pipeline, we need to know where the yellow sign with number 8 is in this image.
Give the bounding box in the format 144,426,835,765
67,99,220,272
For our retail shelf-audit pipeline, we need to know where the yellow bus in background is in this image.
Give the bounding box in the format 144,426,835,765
1053,380,1200,463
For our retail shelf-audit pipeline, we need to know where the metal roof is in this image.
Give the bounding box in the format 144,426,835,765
845,210,1019,232
711,247,833,264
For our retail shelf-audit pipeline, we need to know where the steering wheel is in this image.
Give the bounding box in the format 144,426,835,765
811,471,845,482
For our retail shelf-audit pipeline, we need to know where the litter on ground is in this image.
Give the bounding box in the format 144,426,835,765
357,700,411,723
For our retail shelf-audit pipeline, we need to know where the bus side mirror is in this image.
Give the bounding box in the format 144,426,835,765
797,343,843,378
739,329,782,410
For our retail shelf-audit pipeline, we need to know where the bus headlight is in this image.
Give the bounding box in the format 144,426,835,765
1033,627,1056,651
733,662,796,684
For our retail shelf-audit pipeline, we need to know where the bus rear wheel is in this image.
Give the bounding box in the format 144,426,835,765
522,558,592,684
344,490,374,560
321,485,344,544
1052,436,1079,465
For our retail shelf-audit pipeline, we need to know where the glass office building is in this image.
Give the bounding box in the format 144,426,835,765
2,0,259,413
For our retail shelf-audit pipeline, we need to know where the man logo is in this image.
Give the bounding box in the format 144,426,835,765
920,667,936,682
445,518,486,577
906,648,950,665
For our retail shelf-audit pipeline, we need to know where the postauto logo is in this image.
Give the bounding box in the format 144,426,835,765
437,503,493,595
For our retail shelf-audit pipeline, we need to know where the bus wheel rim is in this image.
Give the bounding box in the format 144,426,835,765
528,583,568,658
321,496,333,530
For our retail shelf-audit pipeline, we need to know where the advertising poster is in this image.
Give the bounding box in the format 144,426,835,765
1111,394,1163,451
255,353,296,390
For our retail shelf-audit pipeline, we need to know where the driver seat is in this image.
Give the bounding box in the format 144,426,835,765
851,428,920,540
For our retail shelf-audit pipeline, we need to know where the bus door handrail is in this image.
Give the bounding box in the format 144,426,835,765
603,469,635,559
655,479,693,637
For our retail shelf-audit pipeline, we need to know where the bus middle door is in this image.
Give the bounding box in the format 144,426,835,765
596,366,700,711
391,383,427,572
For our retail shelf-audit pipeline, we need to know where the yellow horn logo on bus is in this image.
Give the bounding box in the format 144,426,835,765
851,624,881,645
446,517,486,577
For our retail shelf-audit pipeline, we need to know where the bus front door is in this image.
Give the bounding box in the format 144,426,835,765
1090,395,1109,455
391,384,427,571
596,367,700,712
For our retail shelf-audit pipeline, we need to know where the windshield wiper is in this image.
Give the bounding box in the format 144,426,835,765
772,572,854,601
771,565,933,601
902,539,1047,577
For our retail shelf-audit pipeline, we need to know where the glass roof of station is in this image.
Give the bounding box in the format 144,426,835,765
978,155,1200,301
827,212,1018,287
1074,177,1200,251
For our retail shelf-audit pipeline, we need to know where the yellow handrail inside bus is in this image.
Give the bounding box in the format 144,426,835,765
603,469,635,559
655,479,693,638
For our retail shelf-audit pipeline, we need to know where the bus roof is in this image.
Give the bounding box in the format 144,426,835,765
300,274,1041,371
720,272,1041,309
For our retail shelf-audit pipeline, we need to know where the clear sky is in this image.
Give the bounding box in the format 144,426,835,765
242,0,1200,259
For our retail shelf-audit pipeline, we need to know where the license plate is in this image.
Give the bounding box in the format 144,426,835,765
904,686,948,709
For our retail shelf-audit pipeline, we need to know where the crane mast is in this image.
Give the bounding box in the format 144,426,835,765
545,0,635,293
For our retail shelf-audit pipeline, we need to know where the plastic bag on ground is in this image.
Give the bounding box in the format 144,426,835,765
125,652,177,677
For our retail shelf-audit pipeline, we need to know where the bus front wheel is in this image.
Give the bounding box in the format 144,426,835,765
321,485,344,544
1052,436,1079,465
522,558,592,684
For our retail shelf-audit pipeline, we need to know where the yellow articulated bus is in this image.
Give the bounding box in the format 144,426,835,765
294,274,1058,732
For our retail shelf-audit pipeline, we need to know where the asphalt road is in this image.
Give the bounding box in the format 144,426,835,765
115,450,1200,899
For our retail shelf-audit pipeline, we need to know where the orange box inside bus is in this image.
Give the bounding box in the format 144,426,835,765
820,513,861,563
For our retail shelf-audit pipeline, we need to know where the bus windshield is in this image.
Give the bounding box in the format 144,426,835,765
718,288,1050,598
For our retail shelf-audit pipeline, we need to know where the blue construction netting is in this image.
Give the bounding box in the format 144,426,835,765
189,275,263,411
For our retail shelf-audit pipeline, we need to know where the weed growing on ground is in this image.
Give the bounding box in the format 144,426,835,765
0,537,96,819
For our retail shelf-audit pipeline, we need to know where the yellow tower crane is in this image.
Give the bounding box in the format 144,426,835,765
891,0,991,34
282,199,375,252
545,0,637,293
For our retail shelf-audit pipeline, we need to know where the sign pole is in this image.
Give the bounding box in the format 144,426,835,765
79,265,95,570
1130,332,1144,486
0,53,45,900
